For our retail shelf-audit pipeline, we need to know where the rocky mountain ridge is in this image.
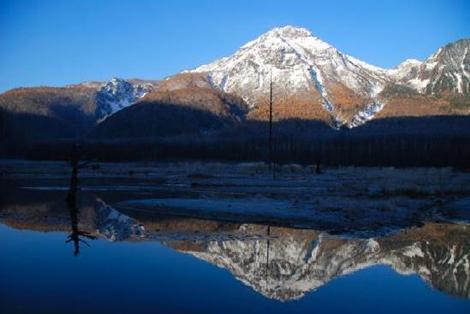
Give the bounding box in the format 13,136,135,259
187,26,469,127
0,26,469,148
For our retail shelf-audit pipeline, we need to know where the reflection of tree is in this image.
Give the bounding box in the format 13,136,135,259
265,225,271,279
66,201,96,256
65,143,96,256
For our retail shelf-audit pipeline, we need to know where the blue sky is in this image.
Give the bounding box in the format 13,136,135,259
0,0,469,92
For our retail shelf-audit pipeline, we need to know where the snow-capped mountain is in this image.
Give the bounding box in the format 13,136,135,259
390,39,470,94
85,29,468,127
95,78,154,120
88,30,467,127
191,26,387,103
189,26,388,127
87,31,468,126
188,26,469,127
388,59,424,85
1,26,468,141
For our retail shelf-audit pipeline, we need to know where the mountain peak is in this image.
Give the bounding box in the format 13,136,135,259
187,32,470,128
399,59,422,67
240,25,331,52
268,25,313,38
108,77,135,88
110,77,125,84
403,37,470,94
96,78,151,120
191,25,386,126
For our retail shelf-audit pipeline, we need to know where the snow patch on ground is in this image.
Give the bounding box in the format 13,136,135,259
348,101,385,128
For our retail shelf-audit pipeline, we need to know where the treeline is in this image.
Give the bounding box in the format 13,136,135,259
26,133,470,168
5,116,470,168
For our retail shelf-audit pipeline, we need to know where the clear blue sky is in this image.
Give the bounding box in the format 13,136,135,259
1,0,469,92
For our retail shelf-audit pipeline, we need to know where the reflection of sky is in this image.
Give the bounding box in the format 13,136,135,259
0,224,468,314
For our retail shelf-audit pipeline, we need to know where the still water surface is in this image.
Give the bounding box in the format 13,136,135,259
0,186,469,313
1,224,469,314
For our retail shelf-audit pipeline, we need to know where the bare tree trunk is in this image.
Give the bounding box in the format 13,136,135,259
65,144,96,256
66,144,79,206
269,74,275,179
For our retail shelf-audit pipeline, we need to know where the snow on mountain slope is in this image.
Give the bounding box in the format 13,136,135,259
188,26,469,128
95,78,154,120
388,59,423,82
178,223,469,300
95,199,146,241
4,26,466,128
192,26,388,102
390,39,470,94
187,233,382,300
189,26,389,127
348,101,386,127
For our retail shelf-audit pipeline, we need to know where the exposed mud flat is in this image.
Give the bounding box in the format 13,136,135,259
1,160,469,237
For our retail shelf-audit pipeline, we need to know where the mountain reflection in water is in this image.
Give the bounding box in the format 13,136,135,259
0,191,468,302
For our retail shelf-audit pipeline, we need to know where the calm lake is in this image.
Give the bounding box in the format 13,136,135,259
0,162,469,313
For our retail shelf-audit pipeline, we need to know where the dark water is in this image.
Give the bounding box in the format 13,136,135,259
0,188,469,314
